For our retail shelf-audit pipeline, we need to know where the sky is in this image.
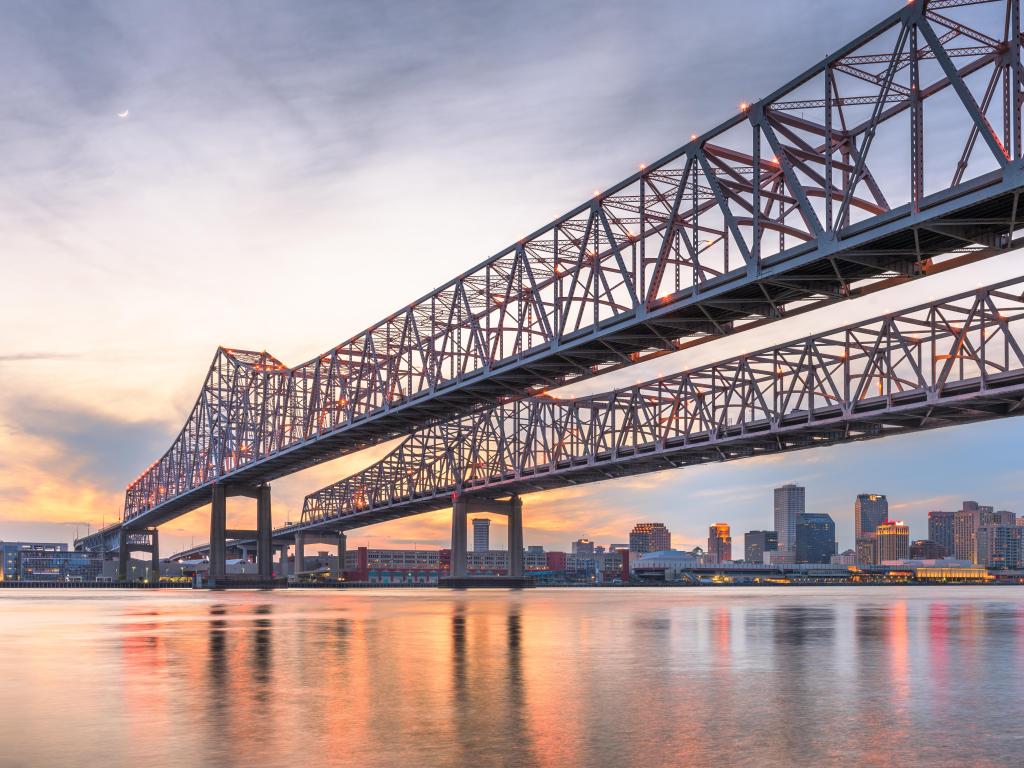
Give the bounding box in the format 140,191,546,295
2,0,1023,556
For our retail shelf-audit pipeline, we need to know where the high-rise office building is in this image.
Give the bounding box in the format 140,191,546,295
795,513,837,564
910,539,947,560
744,530,778,563
875,521,910,562
975,524,1022,569
629,523,671,553
707,523,732,564
953,502,982,562
928,510,955,557
855,494,888,539
572,538,595,557
472,518,490,552
774,484,805,552
856,534,877,565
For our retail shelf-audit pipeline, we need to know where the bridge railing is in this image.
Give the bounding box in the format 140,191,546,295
300,273,1024,525
125,0,1024,522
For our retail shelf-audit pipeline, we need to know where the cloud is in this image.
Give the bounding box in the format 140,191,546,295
1,396,174,488
0,352,78,363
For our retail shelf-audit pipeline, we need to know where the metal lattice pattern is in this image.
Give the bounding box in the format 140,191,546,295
296,275,1024,531
126,0,1024,525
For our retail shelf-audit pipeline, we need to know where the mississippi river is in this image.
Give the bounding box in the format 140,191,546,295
1,587,1022,767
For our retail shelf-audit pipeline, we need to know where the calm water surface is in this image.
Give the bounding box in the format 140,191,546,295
1,586,1022,767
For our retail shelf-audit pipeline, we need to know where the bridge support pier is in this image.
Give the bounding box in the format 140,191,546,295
257,484,272,579
508,496,523,578
277,544,288,578
335,533,347,579
117,539,129,582
210,484,227,586
294,533,305,576
449,495,523,578
451,499,469,578
150,529,159,585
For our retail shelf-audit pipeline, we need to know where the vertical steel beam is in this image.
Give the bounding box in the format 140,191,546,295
150,529,159,585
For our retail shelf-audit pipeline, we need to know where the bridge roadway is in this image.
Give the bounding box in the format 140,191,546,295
115,0,1024,534
162,274,1024,562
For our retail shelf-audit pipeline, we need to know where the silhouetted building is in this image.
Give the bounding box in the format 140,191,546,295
744,530,778,563
707,523,732,564
975,525,1022,569
472,518,490,552
928,510,955,557
855,494,888,540
795,513,836,564
876,520,910,562
774,484,805,552
910,539,947,560
629,523,671,553
572,538,595,556
856,534,877,565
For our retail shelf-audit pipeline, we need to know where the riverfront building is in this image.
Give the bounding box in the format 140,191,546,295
773,484,805,553
629,523,671,553
928,510,956,557
855,494,888,540
744,530,778,563
1,542,68,581
472,518,490,552
875,521,911,562
796,513,837,564
975,524,1022,569
707,524,732,564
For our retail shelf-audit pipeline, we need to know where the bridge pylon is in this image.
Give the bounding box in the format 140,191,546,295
208,482,275,586
117,528,159,584
450,495,523,578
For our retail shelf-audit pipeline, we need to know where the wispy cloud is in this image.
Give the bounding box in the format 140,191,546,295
0,352,78,362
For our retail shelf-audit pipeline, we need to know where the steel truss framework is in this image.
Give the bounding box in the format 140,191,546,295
125,0,1024,529
291,275,1024,533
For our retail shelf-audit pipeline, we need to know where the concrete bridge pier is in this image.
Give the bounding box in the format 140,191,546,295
150,529,160,583
257,484,272,579
449,494,523,578
293,532,305,576
209,484,227,586
277,543,289,578
116,528,160,583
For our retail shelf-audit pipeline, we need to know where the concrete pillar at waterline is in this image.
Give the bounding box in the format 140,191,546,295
149,529,160,585
210,484,227,585
335,533,347,580
508,495,524,578
278,544,289,578
450,499,468,578
294,533,306,576
117,536,129,582
257,484,273,579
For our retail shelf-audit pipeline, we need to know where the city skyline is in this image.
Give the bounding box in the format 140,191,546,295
2,0,1023,555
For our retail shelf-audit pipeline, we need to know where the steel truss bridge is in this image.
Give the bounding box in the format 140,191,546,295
78,0,1024,577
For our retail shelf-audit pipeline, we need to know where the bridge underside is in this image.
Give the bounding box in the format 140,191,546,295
123,175,1024,532
282,378,1024,537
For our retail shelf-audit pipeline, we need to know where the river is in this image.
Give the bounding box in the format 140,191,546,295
1,586,1022,767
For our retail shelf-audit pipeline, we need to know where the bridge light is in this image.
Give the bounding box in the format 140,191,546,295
740,102,750,112
639,163,646,171
691,134,698,141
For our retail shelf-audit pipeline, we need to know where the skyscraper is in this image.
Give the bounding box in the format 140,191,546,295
855,494,888,539
909,539,947,560
472,518,490,552
875,521,910,562
795,513,837,564
975,524,1021,568
774,484,805,553
744,530,778,563
953,502,982,562
928,510,955,557
707,523,732,564
629,523,671,553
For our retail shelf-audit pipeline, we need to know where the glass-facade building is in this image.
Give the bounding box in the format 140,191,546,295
629,523,671,553
855,494,888,539
795,513,836,564
17,550,103,582
774,484,805,552
744,530,778,563
1,542,67,581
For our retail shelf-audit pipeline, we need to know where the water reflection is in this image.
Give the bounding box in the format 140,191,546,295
0,587,1021,767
